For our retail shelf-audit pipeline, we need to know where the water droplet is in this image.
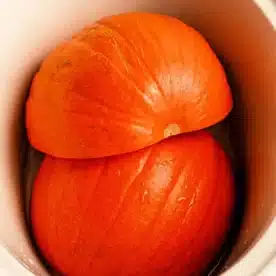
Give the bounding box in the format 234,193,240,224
142,190,149,203
188,194,196,207
116,170,121,176
177,197,186,203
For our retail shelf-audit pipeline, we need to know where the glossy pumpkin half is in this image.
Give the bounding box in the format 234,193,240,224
26,12,232,158
31,131,234,276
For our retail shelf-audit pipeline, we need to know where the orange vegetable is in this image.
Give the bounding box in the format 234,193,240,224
26,12,232,158
31,131,234,276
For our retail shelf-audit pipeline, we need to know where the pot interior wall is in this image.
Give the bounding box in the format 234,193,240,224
1,1,276,275
177,1,276,271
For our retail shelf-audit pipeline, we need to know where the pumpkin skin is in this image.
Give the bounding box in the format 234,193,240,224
31,131,234,276
26,12,232,158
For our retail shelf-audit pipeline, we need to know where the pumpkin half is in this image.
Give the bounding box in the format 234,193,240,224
26,12,232,158
31,131,234,275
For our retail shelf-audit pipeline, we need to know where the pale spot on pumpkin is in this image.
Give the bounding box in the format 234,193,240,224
148,83,159,96
164,123,181,138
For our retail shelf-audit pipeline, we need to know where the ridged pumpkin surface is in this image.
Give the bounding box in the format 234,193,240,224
26,12,232,158
31,131,234,275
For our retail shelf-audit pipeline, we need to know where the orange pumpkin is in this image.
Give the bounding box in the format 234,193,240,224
31,131,234,276
26,12,232,158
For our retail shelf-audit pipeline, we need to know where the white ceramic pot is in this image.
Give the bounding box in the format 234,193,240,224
0,0,276,275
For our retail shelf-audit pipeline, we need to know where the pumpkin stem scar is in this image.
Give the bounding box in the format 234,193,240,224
164,123,181,138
